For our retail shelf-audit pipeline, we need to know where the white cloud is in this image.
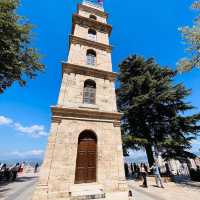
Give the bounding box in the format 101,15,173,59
14,123,48,138
0,116,13,125
0,115,48,138
11,150,44,158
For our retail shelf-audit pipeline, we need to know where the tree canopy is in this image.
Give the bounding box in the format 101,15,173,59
178,1,200,72
0,0,43,93
117,55,200,166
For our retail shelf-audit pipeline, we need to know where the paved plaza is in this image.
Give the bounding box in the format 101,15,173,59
0,174,200,200
128,178,200,200
0,173,37,200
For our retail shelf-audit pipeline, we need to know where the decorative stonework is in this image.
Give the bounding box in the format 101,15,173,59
72,14,112,35
51,106,121,122
78,3,108,18
70,35,112,52
62,63,117,81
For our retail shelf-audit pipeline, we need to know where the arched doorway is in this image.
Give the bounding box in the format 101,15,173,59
75,130,97,184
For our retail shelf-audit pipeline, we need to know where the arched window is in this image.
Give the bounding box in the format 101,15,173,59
83,80,96,104
88,29,97,41
89,14,97,20
86,49,96,66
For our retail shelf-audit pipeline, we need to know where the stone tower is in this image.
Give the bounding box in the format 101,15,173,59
32,1,128,200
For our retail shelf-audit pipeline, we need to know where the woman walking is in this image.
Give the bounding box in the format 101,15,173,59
150,162,164,188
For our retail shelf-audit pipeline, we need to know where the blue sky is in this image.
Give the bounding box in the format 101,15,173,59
0,0,200,161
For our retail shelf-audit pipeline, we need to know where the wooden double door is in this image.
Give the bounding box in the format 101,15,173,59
75,132,97,184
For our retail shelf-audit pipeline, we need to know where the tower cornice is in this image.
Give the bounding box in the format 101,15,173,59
78,3,108,18
62,62,117,82
51,106,121,122
70,35,112,53
72,14,112,35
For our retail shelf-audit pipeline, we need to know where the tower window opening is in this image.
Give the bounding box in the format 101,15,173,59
89,14,97,20
88,29,97,41
83,80,96,104
86,49,96,66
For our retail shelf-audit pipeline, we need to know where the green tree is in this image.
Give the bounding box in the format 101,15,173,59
178,1,200,72
0,0,43,93
117,55,200,166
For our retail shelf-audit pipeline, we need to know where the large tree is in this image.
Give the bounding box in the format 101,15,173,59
117,55,200,166
0,0,43,93
178,1,200,72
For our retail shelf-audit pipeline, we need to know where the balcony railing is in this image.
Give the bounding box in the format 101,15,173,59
82,0,104,11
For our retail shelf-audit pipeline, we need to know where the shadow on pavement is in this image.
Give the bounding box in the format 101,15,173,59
151,185,160,188
0,176,37,186
176,181,200,189
173,176,200,189
0,187,11,199
0,188,10,193
15,176,37,182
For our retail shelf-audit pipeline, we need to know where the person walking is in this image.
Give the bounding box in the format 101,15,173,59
10,163,20,181
18,162,25,173
0,163,6,181
140,163,148,188
131,163,134,177
34,163,39,173
128,164,133,179
124,163,129,178
151,162,164,188
133,163,138,179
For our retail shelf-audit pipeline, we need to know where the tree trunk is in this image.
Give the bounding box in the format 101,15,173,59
145,144,155,167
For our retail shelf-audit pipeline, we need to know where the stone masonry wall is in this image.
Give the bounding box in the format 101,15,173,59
78,10,107,24
32,119,126,200
67,43,112,72
57,73,117,112
74,24,109,45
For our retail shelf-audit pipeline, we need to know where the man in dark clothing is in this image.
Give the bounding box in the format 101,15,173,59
34,163,39,173
124,163,129,178
131,163,135,177
140,163,148,188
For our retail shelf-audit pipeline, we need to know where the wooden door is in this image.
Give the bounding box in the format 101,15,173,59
75,133,97,184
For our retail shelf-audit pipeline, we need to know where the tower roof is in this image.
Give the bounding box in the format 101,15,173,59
82,0,104,11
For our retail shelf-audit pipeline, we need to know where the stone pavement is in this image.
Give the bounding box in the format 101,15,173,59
0,174,200,200
128,177,200,200
0,173,37,200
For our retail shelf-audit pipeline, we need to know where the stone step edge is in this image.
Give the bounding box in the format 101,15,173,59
70,184,104,191
70,193,106,200
72,191,104,196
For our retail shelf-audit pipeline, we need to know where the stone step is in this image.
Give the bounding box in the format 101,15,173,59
90,198,106,200
70,191,129,200
70,183,105,200
70,183,104,192
70,193,105,200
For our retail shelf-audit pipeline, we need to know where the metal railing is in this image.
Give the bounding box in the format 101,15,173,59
82,0,104,10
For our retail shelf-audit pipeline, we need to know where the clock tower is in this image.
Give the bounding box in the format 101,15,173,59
32,1,128,200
